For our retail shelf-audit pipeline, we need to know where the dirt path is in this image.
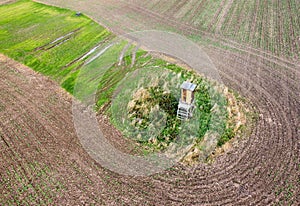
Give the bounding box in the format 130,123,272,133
0,0,16,5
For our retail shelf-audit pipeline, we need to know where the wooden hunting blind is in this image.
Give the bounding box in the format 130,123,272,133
177,82,197,120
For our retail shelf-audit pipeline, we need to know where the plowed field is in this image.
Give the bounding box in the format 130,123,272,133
1,0,299,205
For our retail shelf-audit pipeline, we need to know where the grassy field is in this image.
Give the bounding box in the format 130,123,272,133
0,0,113,82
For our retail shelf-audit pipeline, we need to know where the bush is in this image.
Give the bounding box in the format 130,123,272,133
217,128,235,147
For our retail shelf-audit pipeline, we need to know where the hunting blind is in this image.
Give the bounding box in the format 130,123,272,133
177,81,197,120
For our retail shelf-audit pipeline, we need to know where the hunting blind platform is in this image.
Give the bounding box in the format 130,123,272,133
177,81,197,120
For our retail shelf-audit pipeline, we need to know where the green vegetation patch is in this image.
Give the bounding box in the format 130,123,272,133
106,53,232,157
0,0,113,83
110,66,183,151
